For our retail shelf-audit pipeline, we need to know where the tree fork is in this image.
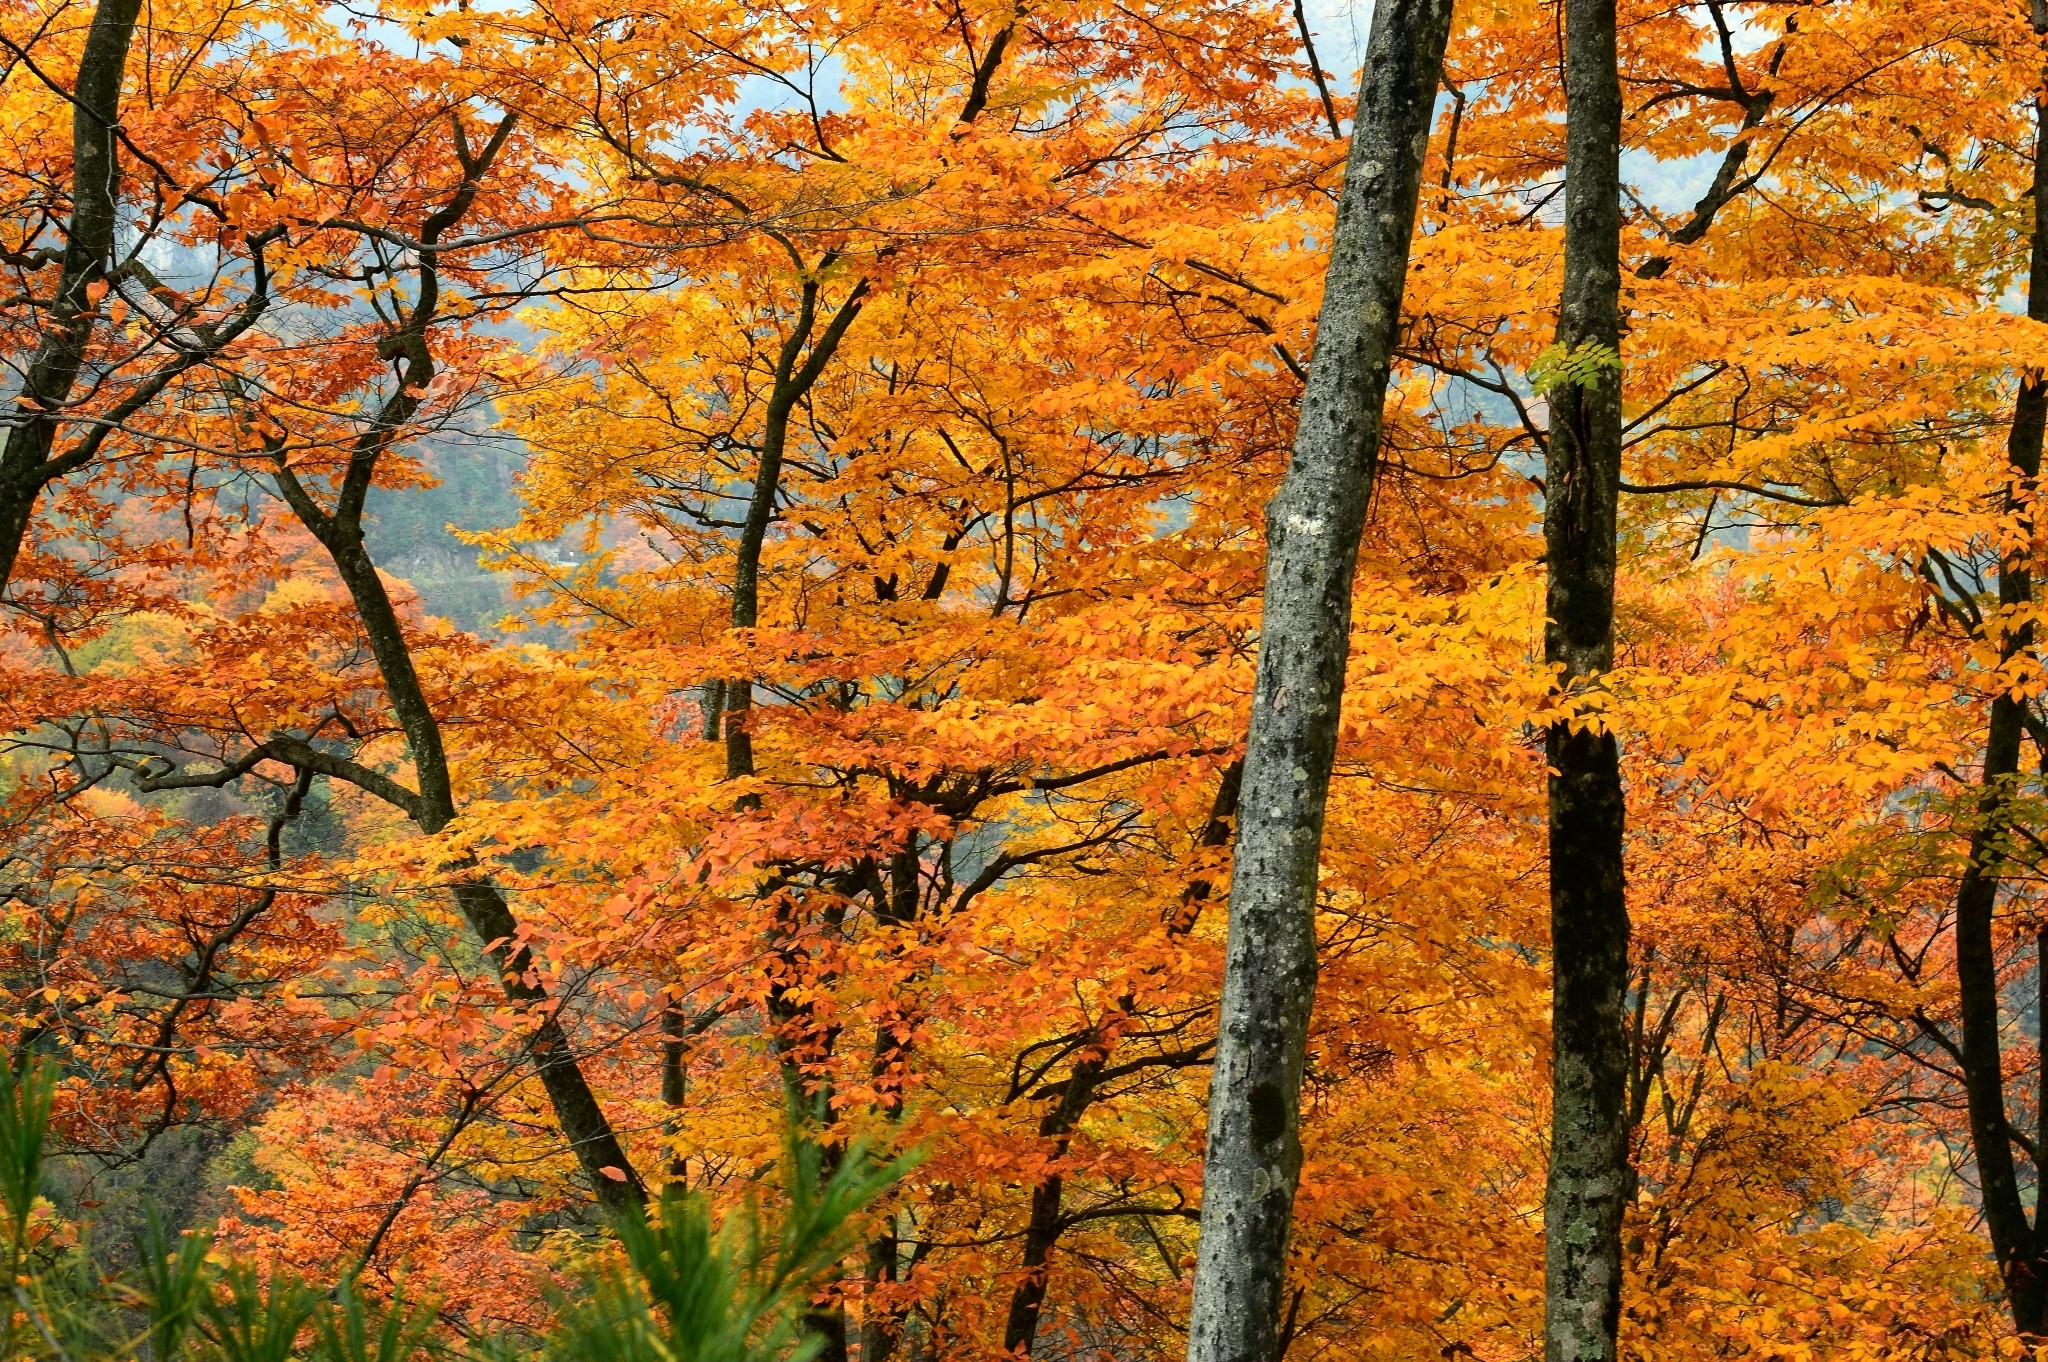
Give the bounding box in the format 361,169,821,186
723,278,868,784
1184,5,1454,1358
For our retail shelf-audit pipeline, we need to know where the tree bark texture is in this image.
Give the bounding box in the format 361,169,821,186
1542,3,1629,1360
1953,82,2048,1341
1183,6,1453,1360
0,0,145,589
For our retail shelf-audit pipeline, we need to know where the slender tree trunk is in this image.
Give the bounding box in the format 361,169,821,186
1953,75,2048,1343
1002,1060,1099,1354
724,280,867,782
1542,3,1630,1360
262,498,649,1213
660,999,690,1184
310,522,649,1214
0,0,145,589
260,123,648,1211
1184,7,1453,1359
710,276,867,1362
1003,760,1239,1354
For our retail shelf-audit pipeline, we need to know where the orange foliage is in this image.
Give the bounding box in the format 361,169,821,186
4,1,2048,1360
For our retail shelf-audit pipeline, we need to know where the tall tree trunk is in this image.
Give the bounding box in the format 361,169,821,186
0,0,145,589
1952,67,2048,1342
713,273,867,1362
1542,2,1629,1360
1184,6,1453,1359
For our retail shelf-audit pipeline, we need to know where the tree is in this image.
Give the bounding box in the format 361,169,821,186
1539,1,1630,1360
0,0,145,589
8,2,2048,1359
197,106,649,1209
0,0,285,601
1923,5,2048,1338
1183,1,1454,1359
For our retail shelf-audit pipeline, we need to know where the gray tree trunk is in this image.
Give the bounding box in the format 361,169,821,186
1184,5,1453,1359
1541,1,1629,1359
0,0,145,589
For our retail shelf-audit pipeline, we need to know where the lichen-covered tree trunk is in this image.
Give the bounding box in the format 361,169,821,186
1183,5,1453,1359
1542,2,1629,1359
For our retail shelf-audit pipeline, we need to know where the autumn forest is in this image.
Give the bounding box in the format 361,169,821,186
4,0,2046,1359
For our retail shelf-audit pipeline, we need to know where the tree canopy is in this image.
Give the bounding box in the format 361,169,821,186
4,1,2048,1359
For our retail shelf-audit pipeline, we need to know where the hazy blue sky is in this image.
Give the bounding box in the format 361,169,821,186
1297,0,1726,216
